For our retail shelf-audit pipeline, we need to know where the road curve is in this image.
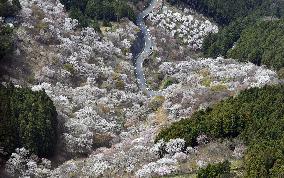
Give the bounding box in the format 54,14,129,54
134,0,161,97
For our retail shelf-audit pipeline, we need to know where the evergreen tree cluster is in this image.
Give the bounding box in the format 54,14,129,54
227,19,284,70
0,84,58,160
60,0,135,28
156,84,284,177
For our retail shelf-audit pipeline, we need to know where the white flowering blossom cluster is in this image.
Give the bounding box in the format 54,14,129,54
31,81,149,154
52,134,154,177
61,153,112,178
104,20,139,56
135,158,178,177
196,134,209,145
233,144,246,159
165,138,186,155
196,159,208,168
149,139,166,157
5,148,52,178
159,57,278,89
17,0,146,156
51,134,191,177
149,139,187,157
148,6,218,50
156,57,279,121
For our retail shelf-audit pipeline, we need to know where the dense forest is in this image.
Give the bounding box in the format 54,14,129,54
227,19,284,70
0,84,58,161
60,0,136,28
169,0,284,71
156,84,284,177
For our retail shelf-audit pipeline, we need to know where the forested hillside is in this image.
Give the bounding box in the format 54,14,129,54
157,84,284,177
228,19,284,70
0,0,283,177
0,84,58,160
169,0,284,71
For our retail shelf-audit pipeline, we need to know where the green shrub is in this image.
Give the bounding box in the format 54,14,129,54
156,84,284,177
63,63,76,75
0,84,58,159
149,96,165,112
115,79,125,90
201,76,212,87
211,84,228,92
34,21,48,31
197,160,231,178
277,67,284,79
161,77,178,89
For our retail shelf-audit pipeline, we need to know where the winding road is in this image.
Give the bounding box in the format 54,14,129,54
134,0,161,97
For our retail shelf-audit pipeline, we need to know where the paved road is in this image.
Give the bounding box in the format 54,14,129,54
134,0,161,97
